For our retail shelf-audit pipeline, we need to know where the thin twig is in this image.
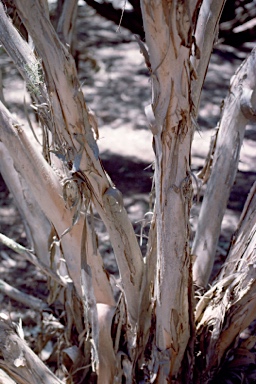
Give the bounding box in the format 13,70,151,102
116,0,127,33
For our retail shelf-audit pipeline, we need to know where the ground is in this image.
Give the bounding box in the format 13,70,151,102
0,1,256,381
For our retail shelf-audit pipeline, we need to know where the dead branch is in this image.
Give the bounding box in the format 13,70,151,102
0,318,64,384
0,278,48,312
0,233,66,287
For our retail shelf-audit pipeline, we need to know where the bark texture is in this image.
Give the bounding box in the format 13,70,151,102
194,181,256,381
1,0,256,382
140,1,197,381
11,0,144,331
0,318,64,384
192,46,256,288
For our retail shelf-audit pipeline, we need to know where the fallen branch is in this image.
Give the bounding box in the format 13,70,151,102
0,278,48,312
0,318,64,384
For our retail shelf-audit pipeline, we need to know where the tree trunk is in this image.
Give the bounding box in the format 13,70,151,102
1,0,256,383
140,1,194,381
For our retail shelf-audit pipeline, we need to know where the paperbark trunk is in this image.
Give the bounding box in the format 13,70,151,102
140,1,196,381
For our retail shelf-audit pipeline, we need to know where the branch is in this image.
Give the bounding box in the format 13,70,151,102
219,181,256,279
12,0,143,329
0,2,52,131
195,267,256,382
191,0,227,114
0,233,66,287
84,0,144,38
140,1,203,379
0,318,64,384
0,369,16,384
56,0,78,47
0,101,114,305
192,46,256,288
0,142,51,263
0,278,48,312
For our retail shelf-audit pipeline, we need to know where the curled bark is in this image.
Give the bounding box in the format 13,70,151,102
0,100,114,305
194,167,256,382
11,0,143,330
140,0,199,380
195,266,256,383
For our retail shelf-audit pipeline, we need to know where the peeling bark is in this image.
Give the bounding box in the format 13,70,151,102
1,0,256,382
195,264,256,382
140,1,196,380
11,0,144,330
0,100,114,305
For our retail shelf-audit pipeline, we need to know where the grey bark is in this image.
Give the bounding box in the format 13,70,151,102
192,47,256,288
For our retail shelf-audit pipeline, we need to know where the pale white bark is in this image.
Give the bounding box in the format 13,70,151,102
0,2,143,377
140,1,199,380
219,181,256,279
3,0,255,382
0,369,16,384
195,263,256,382
0,142,51,263
192,47,256,288
0,101,114,306
0,2,51,129
191,0,227,113
12,0,143,329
